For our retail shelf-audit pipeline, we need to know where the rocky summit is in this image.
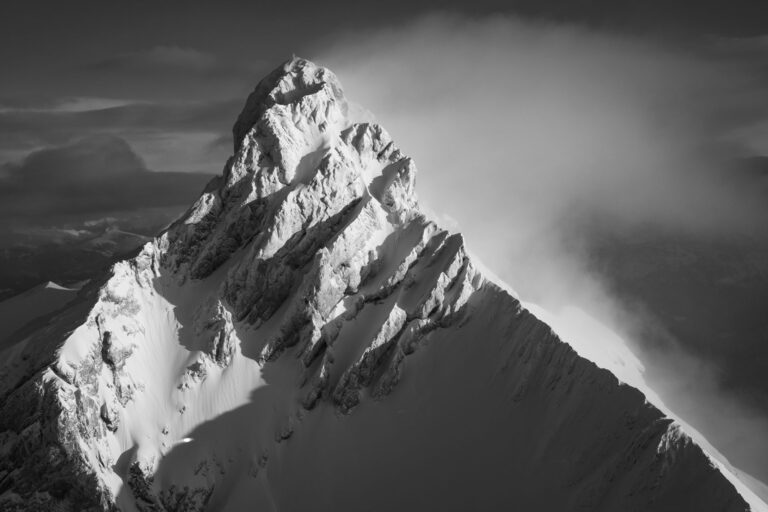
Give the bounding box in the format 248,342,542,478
0,58,764,512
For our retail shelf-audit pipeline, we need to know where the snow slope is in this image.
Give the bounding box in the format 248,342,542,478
0,58,764,512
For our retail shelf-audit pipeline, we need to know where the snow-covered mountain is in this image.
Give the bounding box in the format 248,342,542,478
0,58,765,512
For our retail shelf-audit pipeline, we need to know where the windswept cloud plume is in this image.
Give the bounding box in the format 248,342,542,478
315,13,768,483
321,14,768,239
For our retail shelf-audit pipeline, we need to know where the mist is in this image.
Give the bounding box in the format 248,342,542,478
315,14,768,482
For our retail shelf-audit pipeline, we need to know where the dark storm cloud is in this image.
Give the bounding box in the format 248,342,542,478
0,135,212,219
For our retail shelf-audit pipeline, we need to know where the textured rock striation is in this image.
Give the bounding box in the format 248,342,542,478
0,58,764,512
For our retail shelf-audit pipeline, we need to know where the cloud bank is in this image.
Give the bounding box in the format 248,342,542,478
0,135,211,219
0,97,240,174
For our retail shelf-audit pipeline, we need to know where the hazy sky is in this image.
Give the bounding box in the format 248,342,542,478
2,0,768,488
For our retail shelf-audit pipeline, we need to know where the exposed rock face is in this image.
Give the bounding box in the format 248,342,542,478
0,58,763,512
193,298,236,367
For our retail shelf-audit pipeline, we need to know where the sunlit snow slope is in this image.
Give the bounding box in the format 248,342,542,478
0,58,765,512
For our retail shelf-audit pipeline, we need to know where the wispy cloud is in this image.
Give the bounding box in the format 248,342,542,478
86,45,268,84
0,97,137,114
91,46,219,73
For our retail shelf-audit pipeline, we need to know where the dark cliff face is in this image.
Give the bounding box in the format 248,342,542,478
0,59,757,512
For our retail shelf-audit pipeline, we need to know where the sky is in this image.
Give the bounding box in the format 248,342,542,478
3,0,767,191
2,0,768,488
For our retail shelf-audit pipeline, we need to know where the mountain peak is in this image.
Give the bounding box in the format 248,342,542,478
232,57,346,152
0,58,764,512
163,59,419,281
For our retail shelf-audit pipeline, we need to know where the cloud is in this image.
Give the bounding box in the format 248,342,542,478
0,97,242,174
0,97,136,114
314,13,768,482
0,46,266,177
0,135,212,219
92,45,220,73
85,45,269,92
0,98,240,146
320,15,768,238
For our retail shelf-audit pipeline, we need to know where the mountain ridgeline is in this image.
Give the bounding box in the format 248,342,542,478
0,59,763,512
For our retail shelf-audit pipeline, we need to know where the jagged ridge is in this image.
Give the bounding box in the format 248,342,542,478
0,58,761,512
